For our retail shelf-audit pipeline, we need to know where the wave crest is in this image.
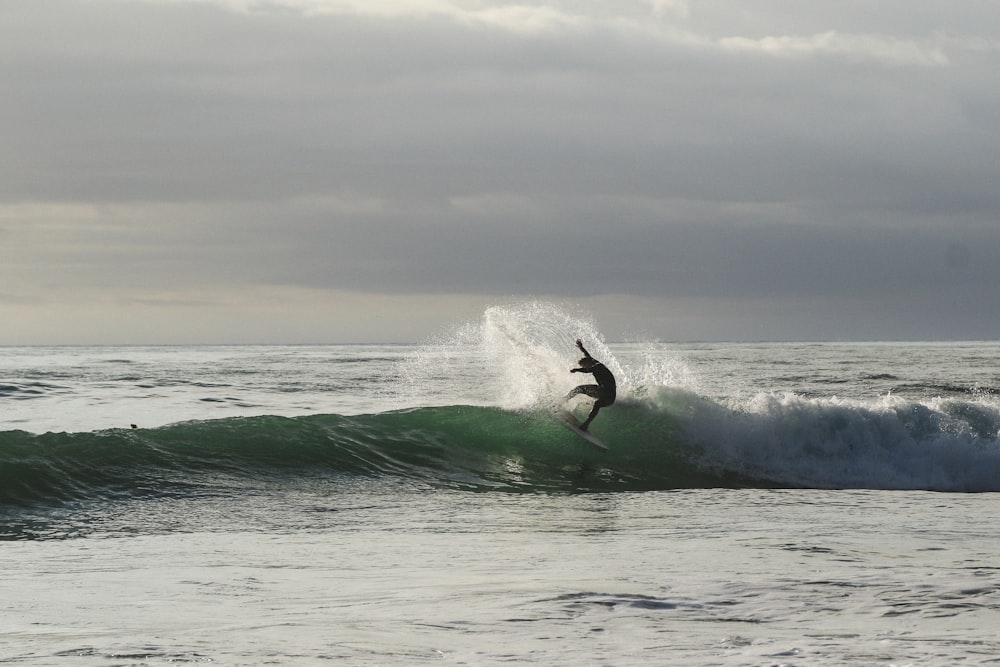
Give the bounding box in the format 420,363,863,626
3,389,1000,508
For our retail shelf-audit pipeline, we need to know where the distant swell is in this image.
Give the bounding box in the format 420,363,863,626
3,393,1000,507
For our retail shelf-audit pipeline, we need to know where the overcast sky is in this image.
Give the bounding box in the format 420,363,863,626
2,0,999,344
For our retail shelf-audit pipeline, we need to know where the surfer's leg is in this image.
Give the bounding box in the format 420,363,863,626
580,402,601,431
565,385,600,403
579,392,612,430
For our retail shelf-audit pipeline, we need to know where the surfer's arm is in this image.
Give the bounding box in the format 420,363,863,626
575,339,594,360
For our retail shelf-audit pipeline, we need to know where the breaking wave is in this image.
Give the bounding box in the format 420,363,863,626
3,388,1000,509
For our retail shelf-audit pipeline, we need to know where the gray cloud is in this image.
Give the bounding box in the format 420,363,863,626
2,0,999,342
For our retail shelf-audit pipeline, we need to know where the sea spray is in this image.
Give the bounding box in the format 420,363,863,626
400,301,704,409
400,302,627,411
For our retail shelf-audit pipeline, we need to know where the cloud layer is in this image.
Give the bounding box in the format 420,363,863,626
2,0,999,342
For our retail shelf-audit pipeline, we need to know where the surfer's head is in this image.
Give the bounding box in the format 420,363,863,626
578,357,596,368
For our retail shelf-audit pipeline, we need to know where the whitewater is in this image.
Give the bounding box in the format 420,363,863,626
2,303,1000,665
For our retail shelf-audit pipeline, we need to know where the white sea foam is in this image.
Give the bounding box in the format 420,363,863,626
403,301,622,411
642,385,1000,491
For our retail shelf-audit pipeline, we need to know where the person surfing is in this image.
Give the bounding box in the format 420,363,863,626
565,339,616,431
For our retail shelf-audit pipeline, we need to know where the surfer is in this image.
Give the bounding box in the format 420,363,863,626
566,339,616,431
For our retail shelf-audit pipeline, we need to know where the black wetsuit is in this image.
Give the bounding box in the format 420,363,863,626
568,362,616,407
567,354,616,430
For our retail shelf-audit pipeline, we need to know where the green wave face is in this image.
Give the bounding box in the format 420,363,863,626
6,386,1000,507
0,404,725,506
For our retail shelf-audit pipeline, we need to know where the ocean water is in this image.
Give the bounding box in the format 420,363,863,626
2,304,1000,665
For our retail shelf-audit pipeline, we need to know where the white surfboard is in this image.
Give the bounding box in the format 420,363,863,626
558,410,608,451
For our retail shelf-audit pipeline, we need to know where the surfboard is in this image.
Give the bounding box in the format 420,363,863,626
558,410,608,451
